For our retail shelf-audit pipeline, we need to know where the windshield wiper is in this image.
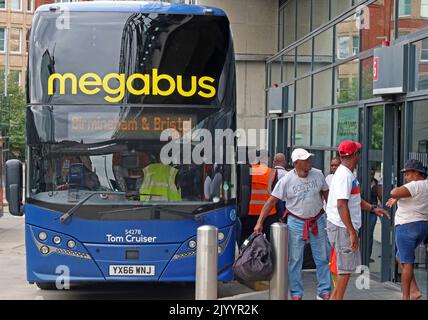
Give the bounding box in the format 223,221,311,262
101,204,204,222
60,191,126,223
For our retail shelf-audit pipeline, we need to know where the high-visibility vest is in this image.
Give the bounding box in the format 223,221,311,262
139,163,182,201
248,164,277,216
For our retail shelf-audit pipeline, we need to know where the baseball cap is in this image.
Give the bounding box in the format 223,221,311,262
338,140,362,157
401,159,427,176
291,148,314,163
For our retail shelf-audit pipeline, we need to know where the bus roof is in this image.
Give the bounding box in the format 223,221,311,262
36,1,226,16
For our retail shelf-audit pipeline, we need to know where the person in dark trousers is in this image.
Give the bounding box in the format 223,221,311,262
240,151,278,244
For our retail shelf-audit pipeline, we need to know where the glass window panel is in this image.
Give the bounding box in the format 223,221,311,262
9,70,20,85
27,0,32,11
398,0,411,16
361,57,374,99
10,28,21,53
398,0,428,39
314,27,333,71
412,38,428,91
269,58,282,87
331,0,352,18
282,50,295,83
313,69,332,108
336,15,359,61
422,0,428,17
285,84,294,112
283,0,296,48
279,6,284,50
0,0,5,9
297,0,311,39
295,113,311,146
0,28,4,52
360,0,394,51
287,117,292,147
312,110,332,147
11,0,21,10
296,76,311,112
333,106,359,146
296,40,312,77
335,59,359,104
410,101,428,171
312,0,329,30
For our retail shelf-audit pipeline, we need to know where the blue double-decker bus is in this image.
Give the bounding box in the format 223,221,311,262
5,1,237,289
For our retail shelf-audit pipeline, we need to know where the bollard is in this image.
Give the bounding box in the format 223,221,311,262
269,222,289,300
195,225,218,300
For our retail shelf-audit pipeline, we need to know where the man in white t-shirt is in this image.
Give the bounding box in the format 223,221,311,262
254,148,331,300
326,140,389,300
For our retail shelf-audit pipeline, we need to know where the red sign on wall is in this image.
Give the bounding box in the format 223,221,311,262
373,56,379,81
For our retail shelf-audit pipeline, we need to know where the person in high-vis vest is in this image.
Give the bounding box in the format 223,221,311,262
139,163,182,202
240,151,278,243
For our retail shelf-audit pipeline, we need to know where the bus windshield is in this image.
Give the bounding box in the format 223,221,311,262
29,11,233,106
27,11,236,216
27,105,235,209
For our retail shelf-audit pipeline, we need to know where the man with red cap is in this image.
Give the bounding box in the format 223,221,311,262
326,140,389,300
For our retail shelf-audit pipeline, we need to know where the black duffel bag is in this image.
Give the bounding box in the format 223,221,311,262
233,233,273,282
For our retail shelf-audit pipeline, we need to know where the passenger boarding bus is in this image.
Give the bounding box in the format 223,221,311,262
5,1,237,289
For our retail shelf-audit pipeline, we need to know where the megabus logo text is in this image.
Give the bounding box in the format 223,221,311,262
47,69,216,103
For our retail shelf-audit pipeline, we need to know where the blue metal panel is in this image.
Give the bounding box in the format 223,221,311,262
25,204,236,282
35,1,226,16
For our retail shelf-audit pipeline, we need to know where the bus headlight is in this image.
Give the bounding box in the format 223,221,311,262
218,232,225,241
67,240,76,249
218,246,222,254
38,232,47,241
188,240,197,249
53,236,61,245
40,246,50,255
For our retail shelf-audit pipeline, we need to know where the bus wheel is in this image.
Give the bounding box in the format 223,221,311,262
36,282,57,290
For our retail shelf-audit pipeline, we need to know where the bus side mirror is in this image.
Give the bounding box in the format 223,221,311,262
237,163,250,218
5,159,24,216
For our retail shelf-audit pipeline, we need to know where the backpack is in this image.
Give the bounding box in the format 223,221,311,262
233,233,274,282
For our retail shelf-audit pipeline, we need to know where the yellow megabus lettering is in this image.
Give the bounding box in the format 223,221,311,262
47,69,217,102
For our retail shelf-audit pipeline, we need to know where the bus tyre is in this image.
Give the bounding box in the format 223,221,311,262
36,282,57,290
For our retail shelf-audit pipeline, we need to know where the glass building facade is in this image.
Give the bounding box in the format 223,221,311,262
268,0,428,292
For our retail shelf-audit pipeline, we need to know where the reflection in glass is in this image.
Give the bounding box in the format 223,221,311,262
367,106,384,275
333,106,359,146
270,58,282,87
312,110,332,147
360,0,394,51
313,69,332,108
314,28,333,71
282,0,296,49
331,0,352,19
295,113,311,146
336,14,359,61
296,40,312,77
412,38,428,91
361,57,374,100
408,100,428,296
398,0,428,39
296,76,311,112
312,0,329,30
335,59,359,104
282,50,295,83
297,0,311,39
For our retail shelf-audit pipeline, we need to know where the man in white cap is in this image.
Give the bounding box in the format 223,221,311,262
254,148,331,300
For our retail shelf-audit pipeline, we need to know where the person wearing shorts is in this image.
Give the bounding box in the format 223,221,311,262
326,141,389,300
386,159,428,300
